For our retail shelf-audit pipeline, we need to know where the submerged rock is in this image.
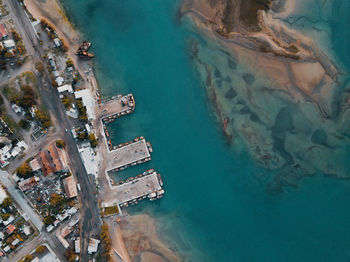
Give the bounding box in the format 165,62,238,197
242,73,255,85
225,87,237,99
311,129,328,146
227,59,237,70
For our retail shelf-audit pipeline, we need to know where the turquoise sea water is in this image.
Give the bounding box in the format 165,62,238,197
61,0,350,261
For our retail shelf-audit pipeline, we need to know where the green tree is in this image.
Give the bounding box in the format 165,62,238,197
43,215,54,225
64,248,77,262
66,58,74,68
100,224,112,260
19,85,36,108
34,61,44,74
77,131,87,141
4,52,14,59
50,193,63,207
89,133,98,148
17,162,33,178
1,197,12,208
56,139,65,148
19,119,30,130
35,109,51,129
35,245,46,254
22,254,34,262
1,213,10,221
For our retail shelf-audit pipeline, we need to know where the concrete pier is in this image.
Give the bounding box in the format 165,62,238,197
101,94,135,124
103,169,164,209
106,138,152,173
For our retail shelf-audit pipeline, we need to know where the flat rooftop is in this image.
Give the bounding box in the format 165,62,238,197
112,172,162,205
106,139,151,171
101,94,134,120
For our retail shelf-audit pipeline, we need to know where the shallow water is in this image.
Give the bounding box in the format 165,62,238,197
61,0,350,261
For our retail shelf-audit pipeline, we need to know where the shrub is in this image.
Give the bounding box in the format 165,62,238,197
50,193,63,207
89,133,98,148
1,213,10,221
17,162,33,178
43,215,54,225
19,119,30,130
66,58,73,68
34,61,44,73
35,109,51,129
1,197,12,207
35,245,46,254
56,139,65,148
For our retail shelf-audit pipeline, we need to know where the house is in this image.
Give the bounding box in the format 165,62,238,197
38,143,67,176
46,225,54,232
55,76,64,86
11,103,22,114
53,38,61,47
3,39,15,50
18,177,39,192
29,158,42,172
62,176,78,198
57,84,73,94
11,238,19,246
49,59,56,70
0,186,7,203
5,224,15,235
0,145,11,168
3,216,14,226
88,238,100,254
74,89,96,120
75,237,80,253
0,24,8,40
22,225,31,236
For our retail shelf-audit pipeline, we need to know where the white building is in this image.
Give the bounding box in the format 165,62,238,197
75,237,80,253
53,38,61,47
3,39,15,50
74,89,96,120
87,238,100,254
57,84,73,94
55,76,64,87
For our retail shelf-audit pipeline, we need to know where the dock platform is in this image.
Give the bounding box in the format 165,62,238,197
101,94,135,124
104,169,164,209
106,138,152,173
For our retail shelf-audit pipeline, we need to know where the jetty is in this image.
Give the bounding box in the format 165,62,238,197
103,169,164,210
106,138,152,173
101,94,136,150
101,94,135,124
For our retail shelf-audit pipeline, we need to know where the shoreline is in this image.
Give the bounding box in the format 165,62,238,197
22,0,179,261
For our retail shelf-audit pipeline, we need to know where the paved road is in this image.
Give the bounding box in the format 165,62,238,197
0,171,66,262
0,171,43,230
6,0,102,259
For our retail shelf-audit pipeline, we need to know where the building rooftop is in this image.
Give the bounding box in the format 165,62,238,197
58,84,73,94
0,186,7,203
74,89,96,120
62,176,78,199
3,39,15,50
0,24,7,39
38,144,66,176
18,177,39,192
5,224,15,235
29,158,42,172
88,238,100,254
